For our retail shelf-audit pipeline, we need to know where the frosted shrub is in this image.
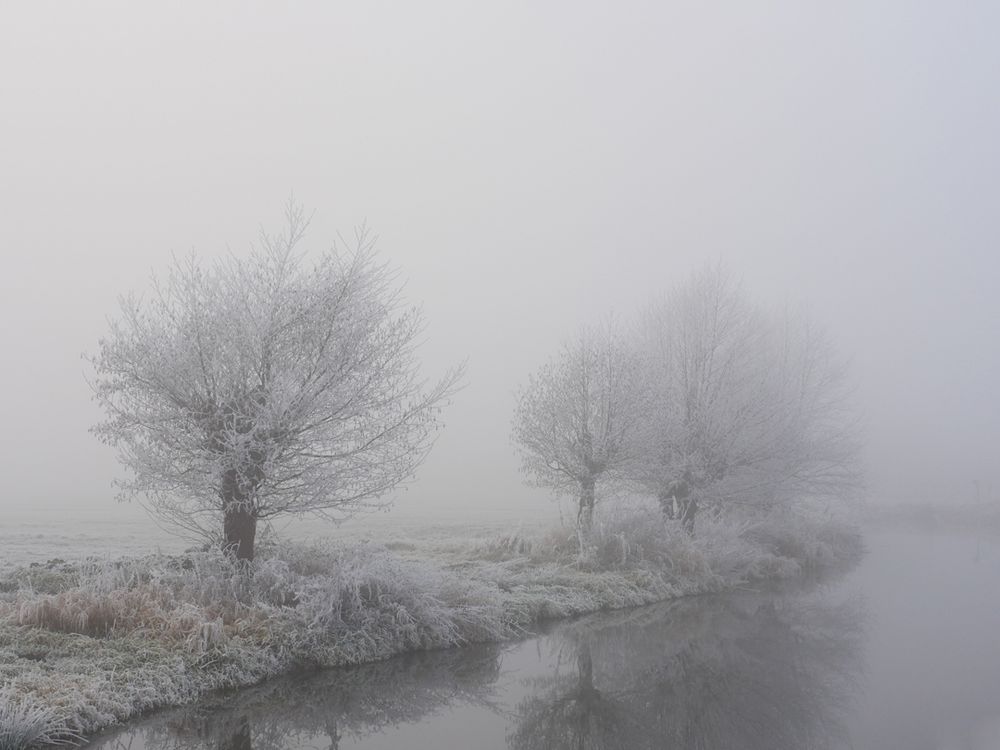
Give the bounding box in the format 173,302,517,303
528,505,718,591
288,544,512,660
584,506,689,568
694,514,800,581
740,510,864,573
574,502,860,587
531,526,580,563
184,617,227,654
247,558,301,608
475,532,534,560
0,688,80,750
16,591,118,638
3,563,79,597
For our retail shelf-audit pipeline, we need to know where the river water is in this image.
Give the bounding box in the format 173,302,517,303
84,528,1000,749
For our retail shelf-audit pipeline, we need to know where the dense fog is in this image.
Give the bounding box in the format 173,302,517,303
2,6,1000,750
2,3,998,524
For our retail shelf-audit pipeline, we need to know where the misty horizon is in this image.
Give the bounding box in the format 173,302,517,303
2,3,998,525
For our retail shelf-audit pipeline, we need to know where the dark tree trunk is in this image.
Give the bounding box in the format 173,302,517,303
224,506,257,561
222,469,257,561
578,476,596,529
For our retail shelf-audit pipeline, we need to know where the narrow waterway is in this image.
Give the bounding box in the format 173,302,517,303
86,528,1000,749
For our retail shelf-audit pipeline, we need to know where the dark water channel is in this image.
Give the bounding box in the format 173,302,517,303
87,530,1000,749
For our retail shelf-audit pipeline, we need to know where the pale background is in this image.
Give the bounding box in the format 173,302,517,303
1,2,998,538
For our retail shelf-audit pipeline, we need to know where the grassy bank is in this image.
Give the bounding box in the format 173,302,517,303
0,506,863,748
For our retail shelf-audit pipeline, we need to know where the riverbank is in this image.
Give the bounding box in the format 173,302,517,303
0,506,863,748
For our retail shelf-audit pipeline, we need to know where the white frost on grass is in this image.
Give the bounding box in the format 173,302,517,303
0,688,80,750
0,507,862,747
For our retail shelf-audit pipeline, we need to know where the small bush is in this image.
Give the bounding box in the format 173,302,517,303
0,688,80,750
17,592,117,638
2,563,79,597
475,532,534,560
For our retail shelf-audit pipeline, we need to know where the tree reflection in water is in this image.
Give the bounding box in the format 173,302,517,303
508,593,864,750
91,643,503,750
89,589,863,750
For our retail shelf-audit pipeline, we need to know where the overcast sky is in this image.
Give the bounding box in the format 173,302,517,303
1,2,998,525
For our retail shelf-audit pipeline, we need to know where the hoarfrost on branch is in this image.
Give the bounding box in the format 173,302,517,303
89,203,463,559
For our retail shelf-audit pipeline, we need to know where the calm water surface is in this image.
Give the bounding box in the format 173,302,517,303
85,529,1000,749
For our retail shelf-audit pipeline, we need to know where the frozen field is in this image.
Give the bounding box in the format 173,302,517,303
0,505,564,570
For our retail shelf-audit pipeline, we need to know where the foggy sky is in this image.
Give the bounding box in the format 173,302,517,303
1,1,998,523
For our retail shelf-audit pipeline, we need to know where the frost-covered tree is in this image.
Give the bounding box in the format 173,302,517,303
512,320,644,528
750,310,863,508
631,268,767,531
632,266,861,533
89,203,462,560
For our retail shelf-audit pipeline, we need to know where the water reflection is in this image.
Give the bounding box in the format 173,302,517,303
93,644,503,750
509,594,864,750
89,589,864,749
507,639,641,750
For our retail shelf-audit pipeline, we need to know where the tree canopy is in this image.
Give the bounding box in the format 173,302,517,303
90,204,462,559
513,266,861,533
512,319,645,528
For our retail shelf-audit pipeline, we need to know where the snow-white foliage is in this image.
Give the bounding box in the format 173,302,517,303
513,267,862,535
630,265,863,527
0,509,862,745
512,317,646,526
88,202,463,553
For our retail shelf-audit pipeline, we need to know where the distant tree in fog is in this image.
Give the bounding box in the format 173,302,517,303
630,266,861,533
89,203,462,561
512,319,645,528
